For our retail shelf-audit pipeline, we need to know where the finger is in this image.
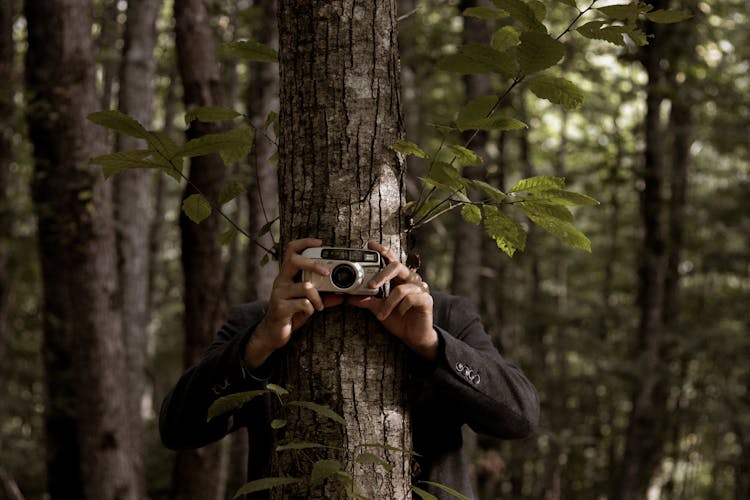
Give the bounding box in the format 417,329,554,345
285,238,323,255
367,261,410,289
377,283,423,320
397,291,432,316
367,240,400,265
274,282,324,311
278,252,330,283
286,297,316,318
321,293,346,309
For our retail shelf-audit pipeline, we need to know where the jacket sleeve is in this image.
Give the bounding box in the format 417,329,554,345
428,292,540,439
159,301,273,450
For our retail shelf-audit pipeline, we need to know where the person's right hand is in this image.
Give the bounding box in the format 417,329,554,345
244,238,344,369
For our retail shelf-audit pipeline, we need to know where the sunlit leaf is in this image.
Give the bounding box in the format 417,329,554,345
207,390,266,421
87,110,148,139
472,179,507,202
509,175,565,193
526,75,584,110
288,401,346,425
182,194,212,224
576,21,627,46
557,0,578,8
541,189,600,206
519,200,574,222
418,480,471,500
233,477,300,497
461,205,482,225
520,204,592,251
596,3,648,21
446,145,482,166
391,139,428,159
412,486,438,500
483,205,526,257
492,26,521,52
266,384,289,396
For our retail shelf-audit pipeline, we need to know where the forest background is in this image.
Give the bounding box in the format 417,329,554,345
1,0,748,499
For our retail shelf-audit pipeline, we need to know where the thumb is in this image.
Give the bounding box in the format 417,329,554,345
348,296,381,313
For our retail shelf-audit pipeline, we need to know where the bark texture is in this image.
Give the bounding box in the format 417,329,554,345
24,0,138,498
276,1,411,497
114,0,160,496
172,0,229,498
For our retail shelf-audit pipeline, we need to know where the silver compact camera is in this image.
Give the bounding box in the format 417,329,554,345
300,247,389,298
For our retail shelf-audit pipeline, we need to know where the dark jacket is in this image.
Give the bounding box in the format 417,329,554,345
160,291,539,499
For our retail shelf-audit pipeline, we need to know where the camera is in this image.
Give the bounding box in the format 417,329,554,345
300,247,389,298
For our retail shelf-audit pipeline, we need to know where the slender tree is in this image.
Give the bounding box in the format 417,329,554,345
274,0,411,497
171,0,230,498
24,0,138,498
114,0,161,496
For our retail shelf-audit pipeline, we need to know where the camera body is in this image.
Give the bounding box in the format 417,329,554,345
301,247,389,298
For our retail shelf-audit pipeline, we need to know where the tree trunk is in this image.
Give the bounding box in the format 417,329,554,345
24,0,138,498
275,1,411,498
114,0,160,496
246,0,279,303
615,3,670,497
171,0,230,498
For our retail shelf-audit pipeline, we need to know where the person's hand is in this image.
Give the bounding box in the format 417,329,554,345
245,238,345,369
348,241,438,362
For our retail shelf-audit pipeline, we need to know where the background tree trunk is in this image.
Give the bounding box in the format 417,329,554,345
171,0,229,499
114,0,161,497
24,0,138,498
275,1,411,497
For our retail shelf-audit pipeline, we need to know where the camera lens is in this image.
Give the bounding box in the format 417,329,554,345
331,264,358,290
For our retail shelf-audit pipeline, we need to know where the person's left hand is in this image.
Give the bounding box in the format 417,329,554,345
348,241,438,362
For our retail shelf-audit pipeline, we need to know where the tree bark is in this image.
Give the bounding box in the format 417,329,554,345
114,0,160,497
275,1,411,498
24,0,138,498
171,0,230,498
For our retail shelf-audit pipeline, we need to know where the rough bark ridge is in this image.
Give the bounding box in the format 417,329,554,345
24,0,138,498
276,1,411,498
172,1,229,499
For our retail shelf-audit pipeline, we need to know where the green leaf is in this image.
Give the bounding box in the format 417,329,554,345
144,131,183,180
576,21,628,46
460,116,527,132
483,205,526,257
412,198,444,219
528,1,547,23
207,390,266,421
645,9,691,24
275,441,333,452
90,150,157,179
355,452,393,472
461,205,482,225
518,31,566,74
420,177,470,203
419,480,471,500
266,383,289,396
185,106,242,125
472,179,507,202
438,44,517,76
597,3,648,21
463,6,508,19
391,139,428,159
520,205,592,252
492,0,546,31
509,175,565,193
270,419,287,429
627,28,650,46
179,125,254,165
87,110,148,139
492,26,521,52
259,218,276,236
223,40,278,62
557,0,578,8
310,459,341,485
288,401,346,426
526,74,584,110
265,110,280,137
519,200,574,222
446,145,482,166
457,95,498,131
219,180,247,205
540,188,599,206
234,477,300,497
182,193,212,224
412,486,438,500
219,228,238,245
